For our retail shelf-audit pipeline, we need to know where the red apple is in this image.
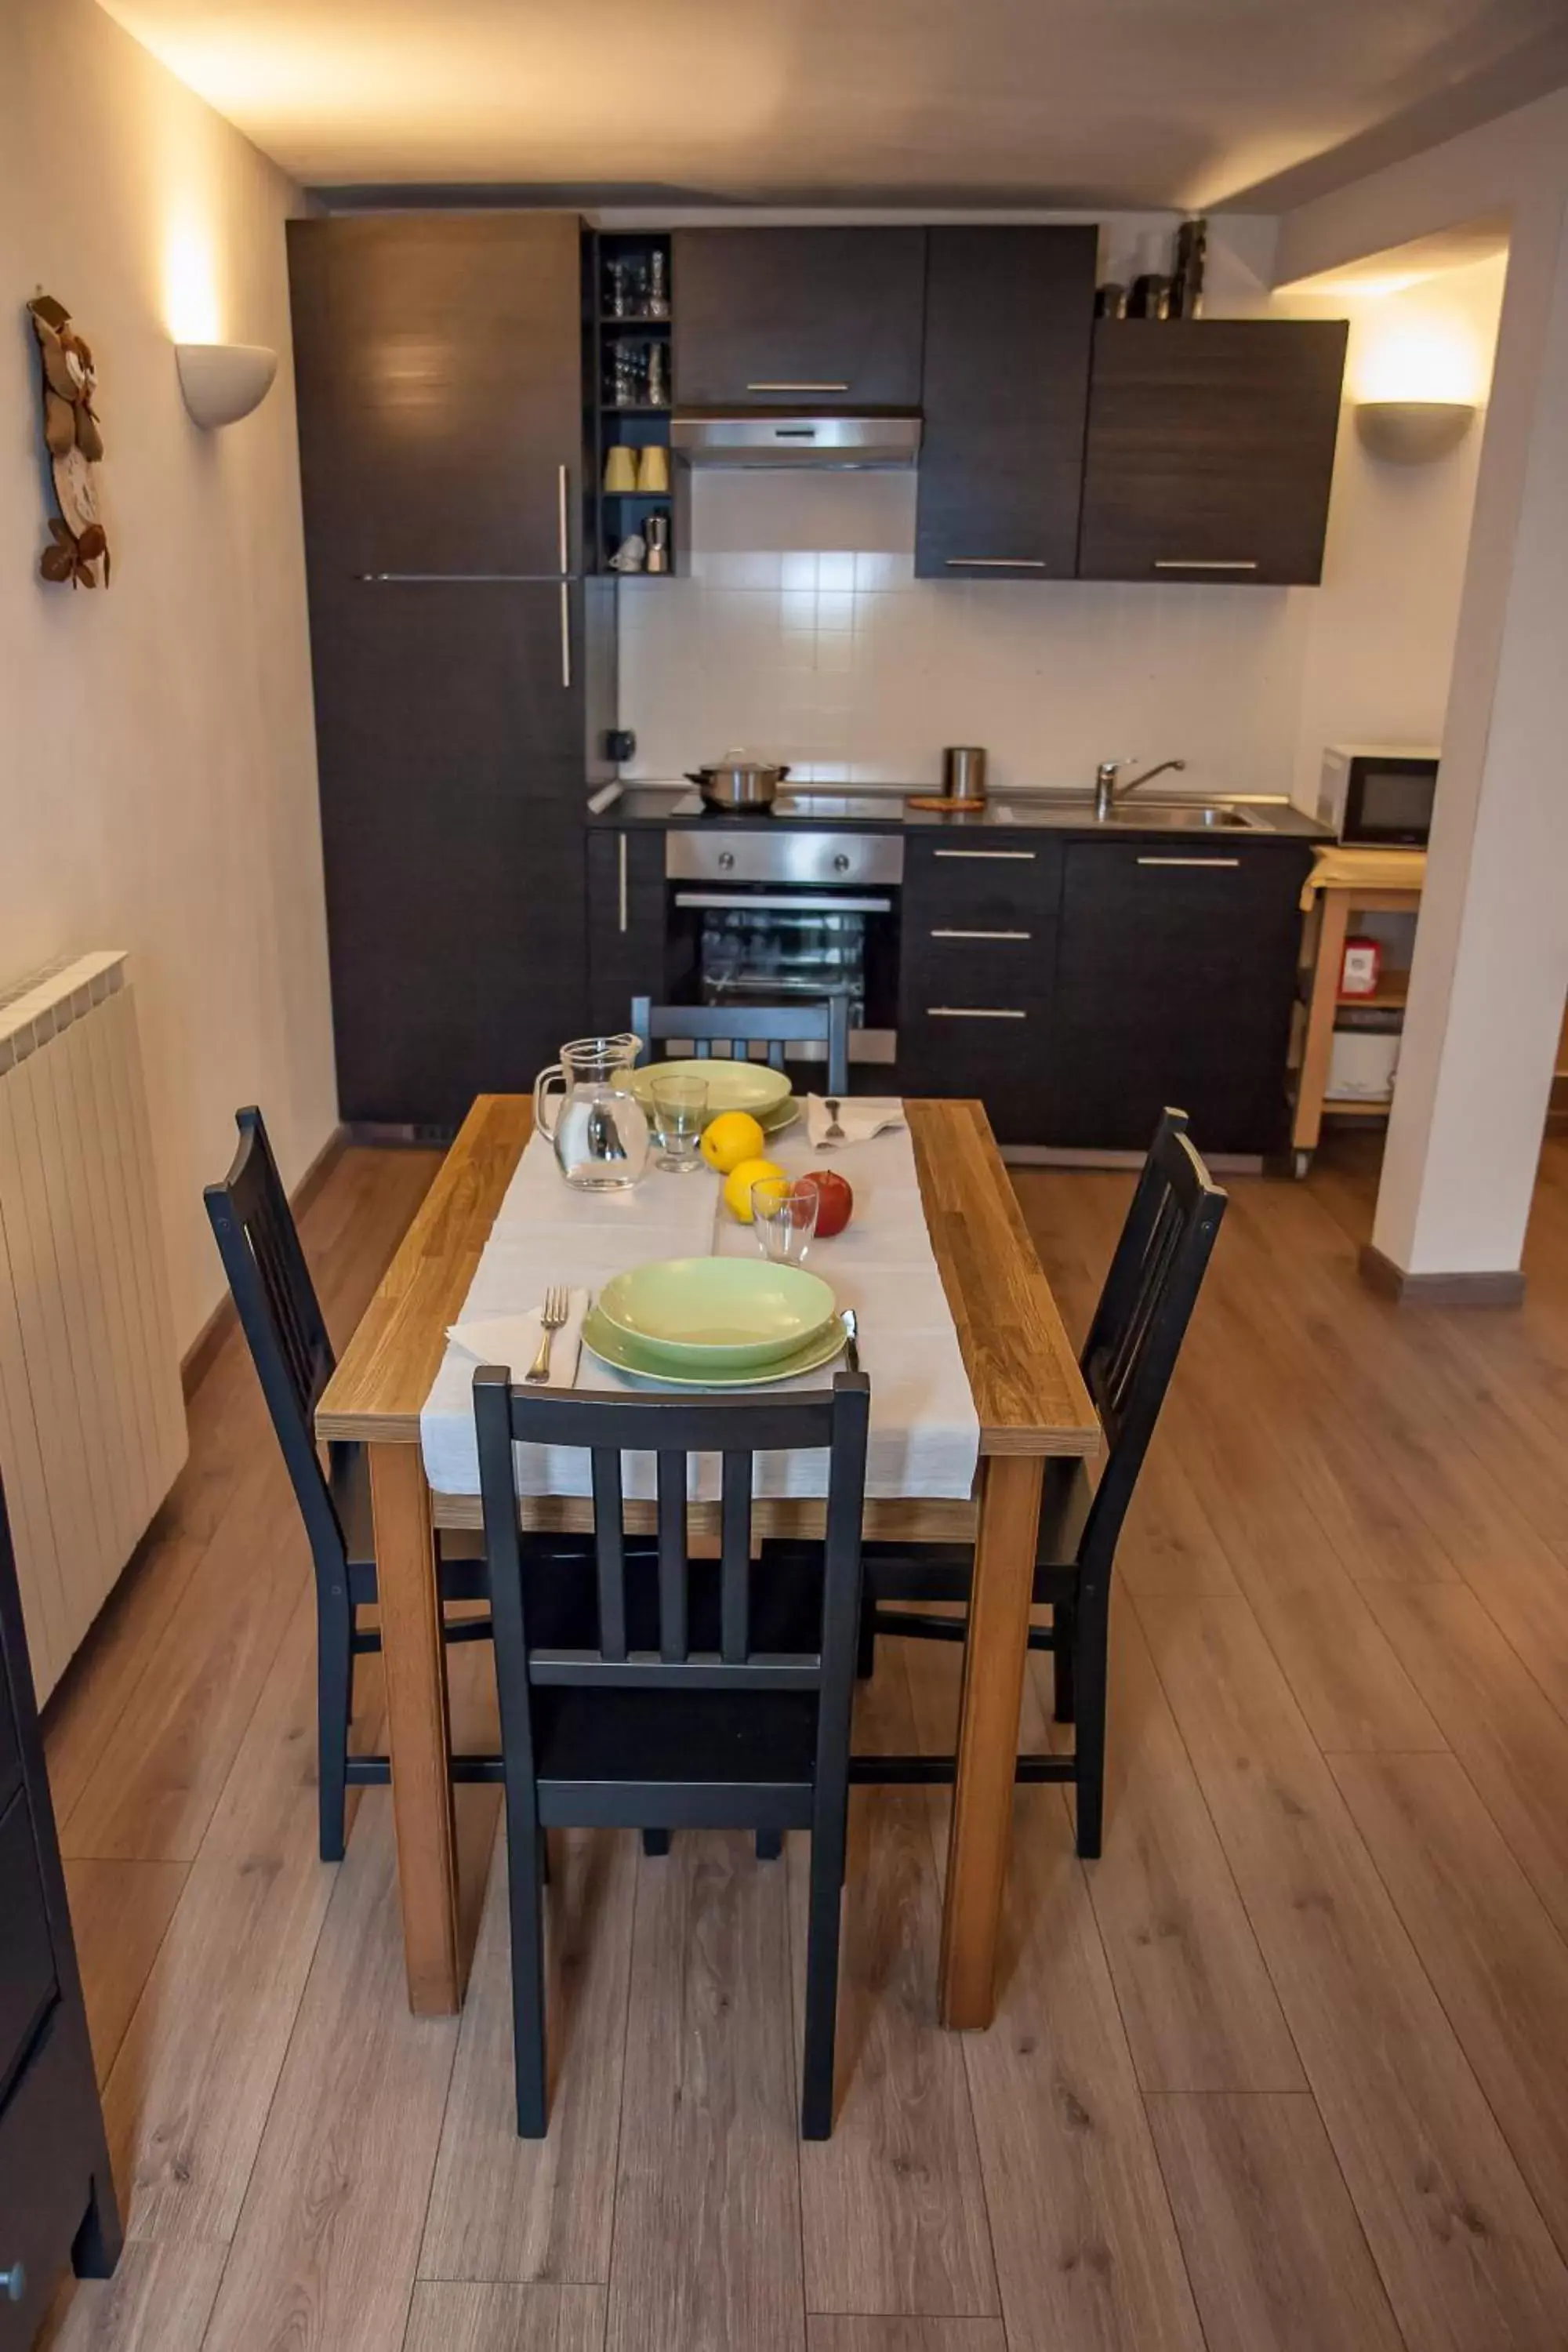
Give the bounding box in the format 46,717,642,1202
798,1168,854,1239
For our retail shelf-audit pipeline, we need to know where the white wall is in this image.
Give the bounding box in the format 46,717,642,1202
0,0,336,1350
615,217,1501,810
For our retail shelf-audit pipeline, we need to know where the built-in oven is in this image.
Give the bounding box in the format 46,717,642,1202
664,829,904,1065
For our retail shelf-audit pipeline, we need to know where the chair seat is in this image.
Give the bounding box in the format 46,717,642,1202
533,1683,819,1810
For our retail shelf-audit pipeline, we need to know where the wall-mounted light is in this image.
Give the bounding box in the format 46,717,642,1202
175,341,278,430
1355,399,1477,463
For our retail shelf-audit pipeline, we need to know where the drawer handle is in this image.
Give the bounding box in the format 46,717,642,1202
1135,856,1241,869
2,2263,25,2306
945,557,1047,570
927,1006,1028,1020
931,849,1036,862
930,927,1031,941
746,380,850,394
1152,558,1259,572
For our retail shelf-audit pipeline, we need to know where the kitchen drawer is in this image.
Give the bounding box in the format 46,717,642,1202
903,931,1053,1007
904,840,1055,931
0,2014,92,2351
0,1789,57,2100
899,1002,1051,1145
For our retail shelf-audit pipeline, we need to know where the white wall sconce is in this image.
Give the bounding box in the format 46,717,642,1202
175,341,278,430
1355,399,1476,463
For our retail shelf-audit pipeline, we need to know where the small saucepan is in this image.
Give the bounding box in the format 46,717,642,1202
684,753,791,811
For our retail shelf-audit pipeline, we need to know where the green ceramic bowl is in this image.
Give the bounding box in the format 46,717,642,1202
594,1257,836,1371
582,1306,846,1388
630,1058,792,1124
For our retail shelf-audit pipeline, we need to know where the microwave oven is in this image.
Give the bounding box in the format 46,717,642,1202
1317,743,1440,847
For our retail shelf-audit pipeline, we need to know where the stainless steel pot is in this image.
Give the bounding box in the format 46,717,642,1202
684,754,791,811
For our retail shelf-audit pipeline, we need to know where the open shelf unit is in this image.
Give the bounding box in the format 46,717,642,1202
589,232,677,579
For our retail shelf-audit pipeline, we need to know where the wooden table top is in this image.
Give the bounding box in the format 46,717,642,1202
317,1094,1098,1461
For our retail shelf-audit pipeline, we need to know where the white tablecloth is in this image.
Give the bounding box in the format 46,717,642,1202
419,1109,980,1504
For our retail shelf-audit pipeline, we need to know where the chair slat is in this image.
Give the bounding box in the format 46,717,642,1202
720,1450,752,1663
656,1450,688,1661
629,993,851,1096
590,1448,627,1660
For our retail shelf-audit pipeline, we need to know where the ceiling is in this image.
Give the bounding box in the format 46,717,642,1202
99,0,1568,212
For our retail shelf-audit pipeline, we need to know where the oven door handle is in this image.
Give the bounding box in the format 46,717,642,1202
672,891,894,915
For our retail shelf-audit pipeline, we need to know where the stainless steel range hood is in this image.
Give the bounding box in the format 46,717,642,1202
671,413,923,470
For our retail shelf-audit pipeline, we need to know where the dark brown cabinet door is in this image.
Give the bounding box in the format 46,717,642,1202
586,830,666,1034
289,214,586,579
915,227,1096,581
1047,839,1311,1151
673,230,926,408
311,584,590,1127
1077,321,1348,586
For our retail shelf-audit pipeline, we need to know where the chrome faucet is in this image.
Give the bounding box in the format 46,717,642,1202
1094,756,1187,822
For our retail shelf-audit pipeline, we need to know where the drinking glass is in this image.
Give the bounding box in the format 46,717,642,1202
751,1176,819,1265
650,1072,708,1171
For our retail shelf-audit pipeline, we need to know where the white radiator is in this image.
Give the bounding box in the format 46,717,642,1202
0,953,187,1700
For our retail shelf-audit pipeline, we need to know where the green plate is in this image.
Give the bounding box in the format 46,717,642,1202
630,1058,792,1123
758,1098,800,1135
583,1305,846,1389
595,1257,836,1371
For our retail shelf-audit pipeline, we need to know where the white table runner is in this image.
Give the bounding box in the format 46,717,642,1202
419,1107,980,1504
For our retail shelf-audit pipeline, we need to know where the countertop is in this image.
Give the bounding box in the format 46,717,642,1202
587,782,1330,843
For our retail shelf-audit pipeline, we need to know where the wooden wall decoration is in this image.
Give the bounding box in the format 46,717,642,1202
27,293,111,589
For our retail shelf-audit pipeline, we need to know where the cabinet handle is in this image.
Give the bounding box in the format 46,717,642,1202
926,1006,1028,1020
1135,855,1241,869
746,380,849,394
560,583,572,688
617,834,629,935
2,2263,25,2305
930,927,1031,941
945,557,1047,570
932,848,1036,862
557,463,570,575
1152,558,1259,572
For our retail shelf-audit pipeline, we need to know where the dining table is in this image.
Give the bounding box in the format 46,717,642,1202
315,1092,1099,2029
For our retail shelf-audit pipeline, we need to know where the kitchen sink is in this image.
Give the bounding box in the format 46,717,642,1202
1105,802,1260,830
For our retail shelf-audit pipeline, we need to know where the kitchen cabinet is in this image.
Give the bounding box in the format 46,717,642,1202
586,827,668,1033
1047,837,1313,1151
0,1479,120,2348
672,229,927,409
897,838,1062,1143
1077,320,1348,586
289,213,615,1128
915,227,1097,581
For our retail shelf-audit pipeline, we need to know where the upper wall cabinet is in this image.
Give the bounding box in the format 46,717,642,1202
1076,319,1349,585
289,212,587,579
672,229,927,408
915,226,1097,581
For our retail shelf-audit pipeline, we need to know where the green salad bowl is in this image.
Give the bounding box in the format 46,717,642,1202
594,1257,836,1372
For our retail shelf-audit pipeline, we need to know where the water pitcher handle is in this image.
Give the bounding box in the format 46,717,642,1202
532,1062,565,1141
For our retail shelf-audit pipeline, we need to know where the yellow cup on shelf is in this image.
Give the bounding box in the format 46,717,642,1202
604,445,638,494
636,443,670,493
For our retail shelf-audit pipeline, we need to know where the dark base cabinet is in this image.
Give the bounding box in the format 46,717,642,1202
896,839,1062,1144
0,1484,121,2347
586,828,667,1036
1047,838,1314,1153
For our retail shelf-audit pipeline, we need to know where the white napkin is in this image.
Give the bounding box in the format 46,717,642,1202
445,1290,590,1387
806,1095,907,1152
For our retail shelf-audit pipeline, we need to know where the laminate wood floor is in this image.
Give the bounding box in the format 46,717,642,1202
38,1131,1568,2352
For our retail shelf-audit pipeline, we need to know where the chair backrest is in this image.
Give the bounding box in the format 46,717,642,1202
204,1107,344,1570
1076,1108,1226,1576
630,994,851,1096
474,1371,870,1783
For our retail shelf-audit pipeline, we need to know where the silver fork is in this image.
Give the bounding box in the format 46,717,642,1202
525,1287,571,1384
818,1096,846,1149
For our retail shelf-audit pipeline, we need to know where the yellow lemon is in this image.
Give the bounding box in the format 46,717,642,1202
700,1109,766,1175
722,1156,784,1221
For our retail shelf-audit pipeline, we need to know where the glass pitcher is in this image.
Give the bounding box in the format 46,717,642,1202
532,1034,651,1190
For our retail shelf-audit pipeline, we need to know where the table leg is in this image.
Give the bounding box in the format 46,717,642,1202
368,1443,462,2016
938,1452,1045,2029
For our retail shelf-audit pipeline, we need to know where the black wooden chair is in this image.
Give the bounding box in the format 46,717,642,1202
474,1365,871,2140
630,993,851,1097
841,1109,1225,1858
204,1108,493,1861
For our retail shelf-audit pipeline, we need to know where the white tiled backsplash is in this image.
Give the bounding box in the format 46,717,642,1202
618,470,1314,797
